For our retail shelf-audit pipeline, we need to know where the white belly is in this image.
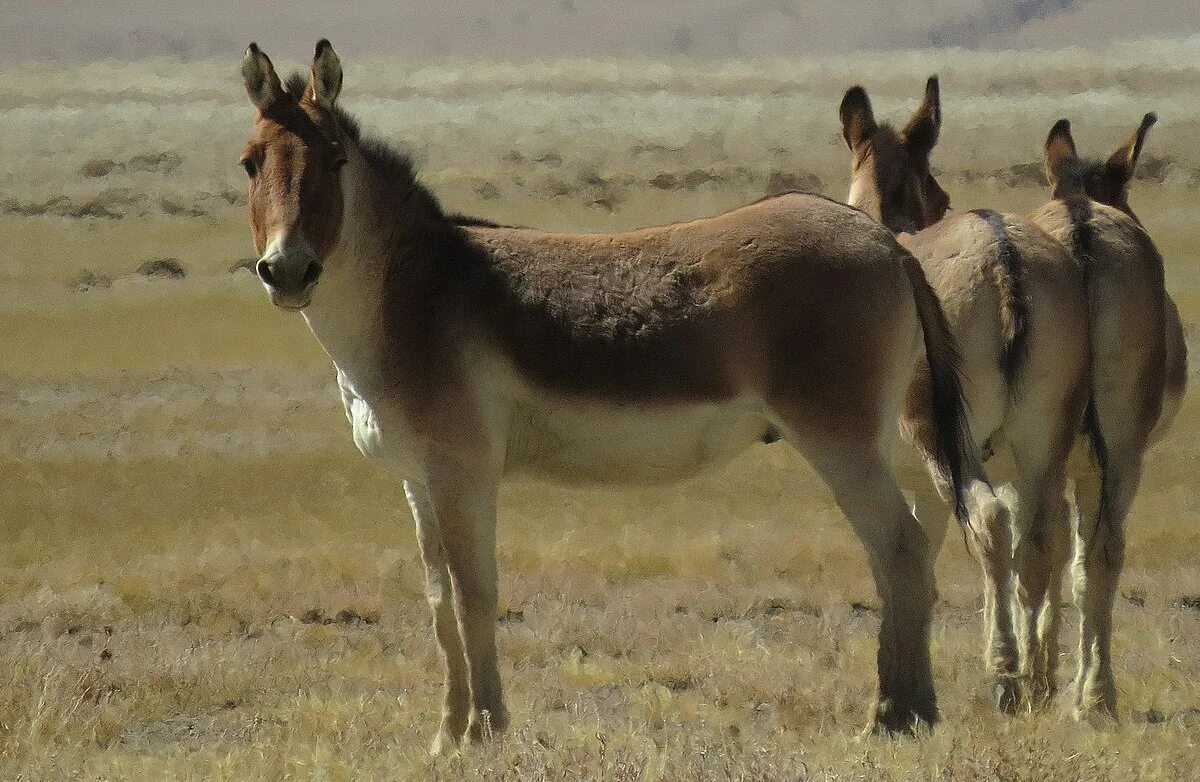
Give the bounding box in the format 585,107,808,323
502,396,774,484
337,368,776,484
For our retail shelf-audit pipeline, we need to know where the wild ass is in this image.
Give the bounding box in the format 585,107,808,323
240,41,979,750
1030,115,1187,718
839,77,1092,711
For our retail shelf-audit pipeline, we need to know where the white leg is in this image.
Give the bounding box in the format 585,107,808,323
406,454,507,753
912,453,1019,713
406,479,471,756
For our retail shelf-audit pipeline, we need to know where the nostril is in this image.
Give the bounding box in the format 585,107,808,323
255,260,277,287
303,261,323,286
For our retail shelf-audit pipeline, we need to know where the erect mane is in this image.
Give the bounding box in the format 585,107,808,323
283,72,445,224
1051,155,1106,199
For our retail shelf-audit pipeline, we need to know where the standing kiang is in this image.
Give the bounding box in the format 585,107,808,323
839,76,1092,713
1030,114,1186,719
839,77,1187,719
239,40,983,752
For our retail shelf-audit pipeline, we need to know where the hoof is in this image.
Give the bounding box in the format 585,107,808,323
1030,681,1057,711
429,729,461,758
994,676,1022,715
1073,699,1118,726
465,707,510,743
866,698,937,737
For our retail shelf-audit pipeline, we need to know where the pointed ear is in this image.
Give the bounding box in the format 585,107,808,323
1102,112,1156,189
307,39,343,110
1044,118,1077,187
840,86,877,151
242,42,284,112
902,75,941,159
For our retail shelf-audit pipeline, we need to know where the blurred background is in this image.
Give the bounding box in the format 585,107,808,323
4,0,1200,61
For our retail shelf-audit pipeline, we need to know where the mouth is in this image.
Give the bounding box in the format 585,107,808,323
266,285,315,311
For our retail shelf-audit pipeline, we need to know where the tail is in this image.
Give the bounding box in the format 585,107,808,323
901,253,983,522
1064,196,1112,532
971,209,1029,390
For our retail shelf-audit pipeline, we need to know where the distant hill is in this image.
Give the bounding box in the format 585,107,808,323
2,0,1197,63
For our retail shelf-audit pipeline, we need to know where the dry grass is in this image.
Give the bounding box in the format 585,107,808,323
1,42,1198,780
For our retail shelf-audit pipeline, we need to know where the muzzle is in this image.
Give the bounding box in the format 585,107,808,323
256,239,323,310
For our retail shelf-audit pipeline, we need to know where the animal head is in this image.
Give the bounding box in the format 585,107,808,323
839,75,950,234
240,40,347,310
1044,112,1157,222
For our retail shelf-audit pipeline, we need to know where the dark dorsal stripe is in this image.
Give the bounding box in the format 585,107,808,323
1061,194,1111,536
970,209,1028,389
1062,195,1096,268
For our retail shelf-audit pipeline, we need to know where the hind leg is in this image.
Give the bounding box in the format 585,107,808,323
1071,449,1143,719
912,472,1020,713
800,440,938,733
1008,443,1072,709
1036,486,1072,708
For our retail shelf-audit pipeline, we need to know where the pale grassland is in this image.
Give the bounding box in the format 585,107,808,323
1,41,1199,780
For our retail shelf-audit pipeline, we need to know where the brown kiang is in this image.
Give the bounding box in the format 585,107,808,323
1032,113,1185,719
841,76,1092,714
841,76,1185,719
241,40,978,751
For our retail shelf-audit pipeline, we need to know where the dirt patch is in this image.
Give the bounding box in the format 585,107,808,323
135,258,187,279
299,608,379,626
765,169,823,196
68,270,114,292
80,152,183,179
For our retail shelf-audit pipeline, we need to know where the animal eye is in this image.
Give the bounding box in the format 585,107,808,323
241,158,259,178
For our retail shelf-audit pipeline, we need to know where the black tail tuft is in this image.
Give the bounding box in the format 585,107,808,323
901,253,984,522
971,209,1030,392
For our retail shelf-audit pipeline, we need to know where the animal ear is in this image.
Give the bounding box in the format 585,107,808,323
1102,112,1156,190
307,39,343,110
840,86,877,151
1044,118,1078,188
902,75,941,159
242,42,284,112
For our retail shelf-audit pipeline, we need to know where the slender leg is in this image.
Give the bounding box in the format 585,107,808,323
911,452,1019,713
1009,452,1071,709
1035,488,1072,705
805,444,938,733
912,484,952,561
405,480,471,756
421,455,509,742
1072,452,1141,719
406,454,507,754
963,482,1021,713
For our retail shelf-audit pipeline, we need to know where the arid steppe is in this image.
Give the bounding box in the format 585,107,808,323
1,40,1198,779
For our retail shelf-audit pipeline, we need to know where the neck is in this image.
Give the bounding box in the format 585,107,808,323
300,145,392,386
847,175,882,226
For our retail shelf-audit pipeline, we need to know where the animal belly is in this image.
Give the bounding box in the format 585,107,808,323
503,398,771,484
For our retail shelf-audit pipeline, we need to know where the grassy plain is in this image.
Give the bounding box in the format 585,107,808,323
0,40,1198,779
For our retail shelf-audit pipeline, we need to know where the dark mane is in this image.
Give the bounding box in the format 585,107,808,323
284,72,446,224
1051,155,1106,199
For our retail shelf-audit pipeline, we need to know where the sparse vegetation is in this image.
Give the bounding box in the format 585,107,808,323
1,41,1198,779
